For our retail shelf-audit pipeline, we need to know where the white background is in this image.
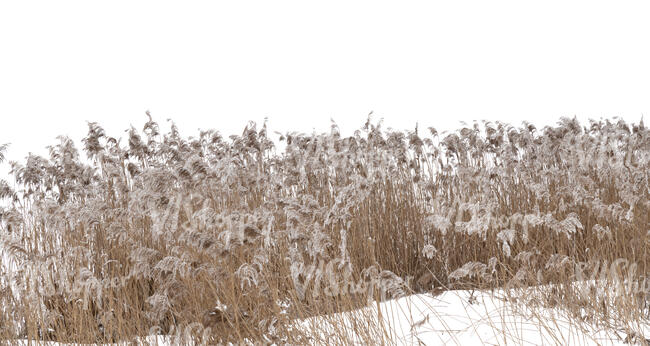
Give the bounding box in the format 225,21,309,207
1,1,649,171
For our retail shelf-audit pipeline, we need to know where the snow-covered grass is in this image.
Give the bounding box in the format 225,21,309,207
9,283,650,345
1,116,648,344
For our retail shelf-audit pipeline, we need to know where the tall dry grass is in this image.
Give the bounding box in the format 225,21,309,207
0,115,648,344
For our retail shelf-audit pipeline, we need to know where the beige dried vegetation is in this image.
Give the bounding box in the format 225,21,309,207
0,115,648,344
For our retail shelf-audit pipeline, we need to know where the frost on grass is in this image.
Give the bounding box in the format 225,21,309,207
0,116,648,344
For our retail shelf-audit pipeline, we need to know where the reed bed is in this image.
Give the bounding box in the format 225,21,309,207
0,116,648,344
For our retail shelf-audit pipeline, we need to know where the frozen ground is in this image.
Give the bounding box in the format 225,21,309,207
299,288,647,345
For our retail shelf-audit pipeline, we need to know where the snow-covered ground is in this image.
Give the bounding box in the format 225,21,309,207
300,288,647,345
9,286,650,345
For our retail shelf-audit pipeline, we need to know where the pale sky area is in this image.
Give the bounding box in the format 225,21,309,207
1,1,649,174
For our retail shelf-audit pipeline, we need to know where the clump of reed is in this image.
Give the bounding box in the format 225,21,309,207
0,115,647,344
